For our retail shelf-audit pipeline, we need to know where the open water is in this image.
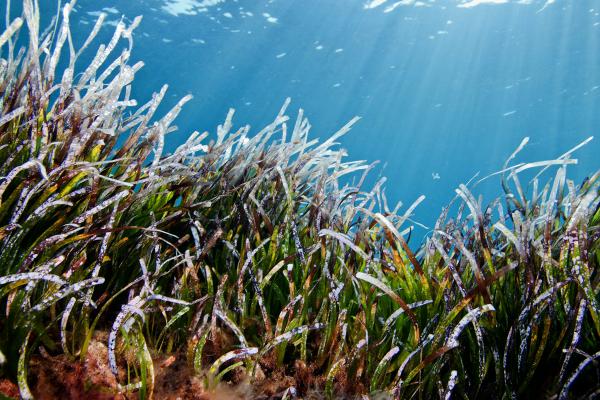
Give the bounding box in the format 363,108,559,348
14,0,600,230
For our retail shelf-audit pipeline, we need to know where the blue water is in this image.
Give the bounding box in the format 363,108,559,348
17,0,600,230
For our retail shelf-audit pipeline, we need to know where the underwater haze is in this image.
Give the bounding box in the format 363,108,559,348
26,0,600,230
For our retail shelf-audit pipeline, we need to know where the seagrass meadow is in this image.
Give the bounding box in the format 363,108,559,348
0,1,599,399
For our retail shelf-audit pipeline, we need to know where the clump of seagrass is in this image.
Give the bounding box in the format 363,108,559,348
0,1,599,399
